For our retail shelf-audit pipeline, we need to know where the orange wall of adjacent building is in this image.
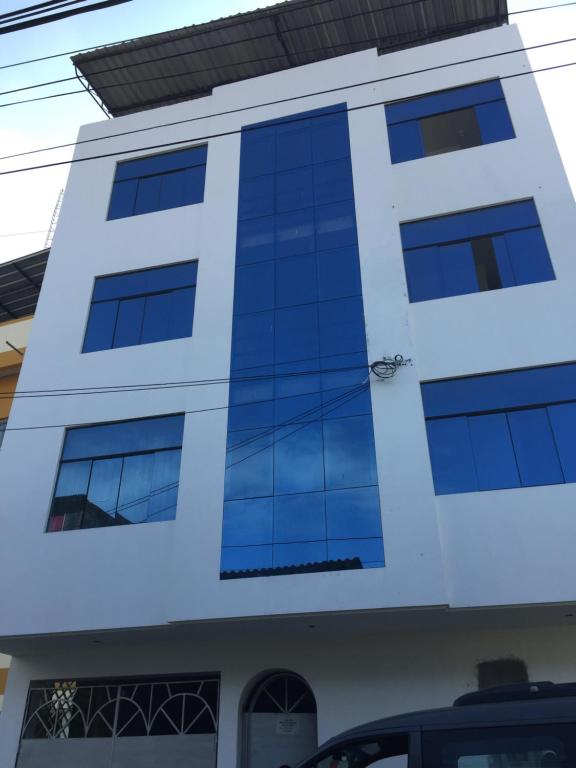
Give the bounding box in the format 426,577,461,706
0,373,18,420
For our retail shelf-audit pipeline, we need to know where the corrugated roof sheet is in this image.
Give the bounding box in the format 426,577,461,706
0,249,49,324
221,557,363,579
73,0,508,117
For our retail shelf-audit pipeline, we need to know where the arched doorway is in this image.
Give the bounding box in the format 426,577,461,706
243,672,317,768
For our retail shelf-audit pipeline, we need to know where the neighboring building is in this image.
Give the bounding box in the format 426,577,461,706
0,0,575,765
0,249,49,710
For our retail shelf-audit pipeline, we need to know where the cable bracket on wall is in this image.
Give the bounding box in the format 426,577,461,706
369,355,412,380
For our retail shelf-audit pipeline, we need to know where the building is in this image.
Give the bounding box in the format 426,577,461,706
0,249,49,711
0,0,575,765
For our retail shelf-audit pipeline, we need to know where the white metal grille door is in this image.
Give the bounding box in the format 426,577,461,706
17,676,219,768
244,673,317,768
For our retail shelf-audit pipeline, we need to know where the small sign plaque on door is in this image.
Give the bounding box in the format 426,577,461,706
276,715,300,735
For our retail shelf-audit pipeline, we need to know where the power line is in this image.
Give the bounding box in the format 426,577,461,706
4,18,575,103
0,6,497,97
0,360,367,398
0,228,47,237
0,0,573,73
0,34,573,157
4,377,372,437
1,58,574,176
0,0,132,35
0,0,86,23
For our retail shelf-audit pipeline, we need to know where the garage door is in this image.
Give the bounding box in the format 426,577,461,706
17,675,219,768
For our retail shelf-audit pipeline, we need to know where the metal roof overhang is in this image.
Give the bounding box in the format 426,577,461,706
0,249,49,324
73,0,508,117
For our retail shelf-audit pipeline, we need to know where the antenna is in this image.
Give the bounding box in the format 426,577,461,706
44,188,64,249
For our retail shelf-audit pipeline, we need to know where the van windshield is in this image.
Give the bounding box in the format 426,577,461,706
422,724,576,767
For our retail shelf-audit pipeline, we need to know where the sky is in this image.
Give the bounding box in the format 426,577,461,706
0,0,574,264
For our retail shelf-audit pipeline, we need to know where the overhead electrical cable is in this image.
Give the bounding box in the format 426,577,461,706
1,59,574,175
0,0,132,35
0,0,573,72
0,0,92,23
3,379,372,436
3,26,574,102
0,35,573,150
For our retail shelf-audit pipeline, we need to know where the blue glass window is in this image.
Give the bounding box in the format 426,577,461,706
221,105,383,577
422,363,576,495
83,261,197,353
401,200,554,302
108,145,207,220
47,414,184,532
386,80,515,163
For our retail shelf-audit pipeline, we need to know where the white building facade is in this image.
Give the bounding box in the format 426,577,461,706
0,4,575,766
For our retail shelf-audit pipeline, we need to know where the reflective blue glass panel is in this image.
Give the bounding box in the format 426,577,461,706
422,363,576,418
85,458,122,527
63,414,184,460
222,498,274,546
275,254,318,308
274,423,324,494
276,208,315,259
134,175,162,215
386,80,514,163
224,429,274,500
83,300,118,353
223,105,383,576
548,403,576,482
234,262,275,315
326,486,382,539
149,449,181,521
274,492,326,543
113,297,145,348
239,174,275,220
48,460,91,532
508,409,563,487
108,146,207,219
324,416,378,489
468,414,520,491
276,167,314,213
317,245,362,301
426,417,477,494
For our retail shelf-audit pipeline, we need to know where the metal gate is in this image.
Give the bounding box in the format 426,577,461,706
17,675,219,768
243,673,317,768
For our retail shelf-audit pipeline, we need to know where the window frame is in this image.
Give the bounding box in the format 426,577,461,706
385,78,515,164
106,143,208,220
400,199,554,303
46,413,185,532
82,259,198,354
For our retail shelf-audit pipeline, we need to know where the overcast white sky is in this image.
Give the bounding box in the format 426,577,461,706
0,0,574,264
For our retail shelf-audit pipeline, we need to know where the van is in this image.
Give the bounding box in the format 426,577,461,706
293,682,576,767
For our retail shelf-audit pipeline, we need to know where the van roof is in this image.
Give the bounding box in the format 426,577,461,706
321,683,576,748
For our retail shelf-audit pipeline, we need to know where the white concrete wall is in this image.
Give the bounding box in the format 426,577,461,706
0,24,574,639
1,622,576,767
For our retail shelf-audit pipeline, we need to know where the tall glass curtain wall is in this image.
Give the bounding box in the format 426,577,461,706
423,364,576,495
221,105,384,576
